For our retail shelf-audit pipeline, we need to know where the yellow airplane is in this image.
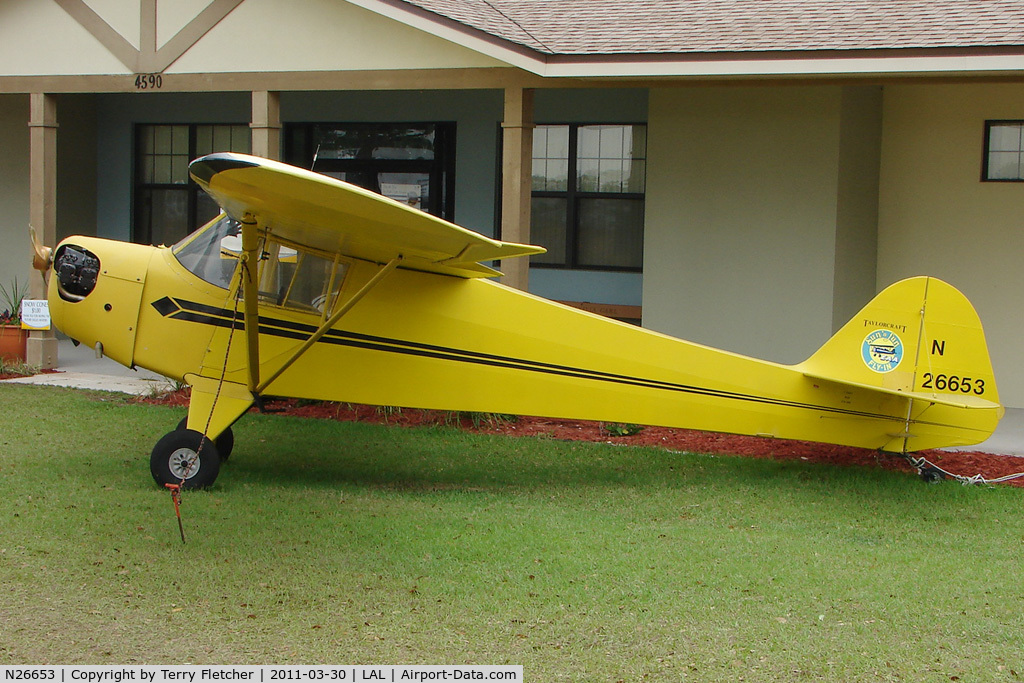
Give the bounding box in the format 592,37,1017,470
34,153,1003,489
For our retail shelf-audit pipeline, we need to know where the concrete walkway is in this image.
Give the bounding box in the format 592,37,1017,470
3,339,1023,456
945,410,1024,456
1,338,175,397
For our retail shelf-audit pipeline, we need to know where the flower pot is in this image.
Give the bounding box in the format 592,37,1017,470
0,324,27,363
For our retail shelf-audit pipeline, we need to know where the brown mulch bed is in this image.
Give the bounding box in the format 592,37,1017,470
0,368,59,380
134,387,1024,487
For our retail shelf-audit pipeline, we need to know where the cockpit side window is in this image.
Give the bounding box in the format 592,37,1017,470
172,213,349,317
173,214,240,290
256,241,349,317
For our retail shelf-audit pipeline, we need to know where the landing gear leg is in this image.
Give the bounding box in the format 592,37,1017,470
176,417,234,461
158,375,253,489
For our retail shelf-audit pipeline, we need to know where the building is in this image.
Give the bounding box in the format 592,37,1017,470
2,0,1024,407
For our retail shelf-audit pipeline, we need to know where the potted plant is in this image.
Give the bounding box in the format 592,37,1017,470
0,277,28,363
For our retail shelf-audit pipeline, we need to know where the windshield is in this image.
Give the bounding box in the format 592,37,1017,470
173,213,349,316
173,214,240,290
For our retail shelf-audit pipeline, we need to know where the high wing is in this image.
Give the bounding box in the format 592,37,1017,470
188,152,545,278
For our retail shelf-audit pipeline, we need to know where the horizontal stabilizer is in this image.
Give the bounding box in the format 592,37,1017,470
803,370,1003,411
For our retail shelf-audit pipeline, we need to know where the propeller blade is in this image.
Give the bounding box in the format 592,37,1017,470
30,225,52,272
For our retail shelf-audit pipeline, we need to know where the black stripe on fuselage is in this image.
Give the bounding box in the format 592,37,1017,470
150,296,925,425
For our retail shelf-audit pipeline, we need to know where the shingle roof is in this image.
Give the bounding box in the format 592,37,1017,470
397,0,1024,55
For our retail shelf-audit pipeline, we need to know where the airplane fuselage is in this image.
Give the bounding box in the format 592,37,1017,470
48,228,1001,459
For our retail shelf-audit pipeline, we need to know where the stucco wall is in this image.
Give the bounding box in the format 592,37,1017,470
0,94,30,297
879,83,1024,408
0,0,504,77
0,0,127,76
833,86,882,330
168,0,505,74
644,85,881,365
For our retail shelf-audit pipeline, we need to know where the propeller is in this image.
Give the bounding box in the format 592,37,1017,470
30,225,52,274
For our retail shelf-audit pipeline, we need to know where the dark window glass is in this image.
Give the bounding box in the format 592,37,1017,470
577,197,644,269
313,125,436,160
138,188,188,248
530,197,568,265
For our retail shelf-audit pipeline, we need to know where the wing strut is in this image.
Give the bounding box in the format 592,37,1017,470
255,255,404,395
240,218,263,392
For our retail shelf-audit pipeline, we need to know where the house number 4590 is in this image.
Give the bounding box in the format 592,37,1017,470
134,73,163,89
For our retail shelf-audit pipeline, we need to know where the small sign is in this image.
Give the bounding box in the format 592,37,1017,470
380,183,423,209
20,299,50,330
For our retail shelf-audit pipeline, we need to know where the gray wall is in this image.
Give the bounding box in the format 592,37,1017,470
57,94,99,243
0,94,30,296
0,93,98,299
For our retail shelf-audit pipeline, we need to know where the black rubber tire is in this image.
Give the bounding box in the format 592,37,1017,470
151,429,221,490
919,465,946,484
176,417,234,461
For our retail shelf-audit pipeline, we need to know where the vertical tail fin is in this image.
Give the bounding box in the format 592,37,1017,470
801,276,999,404
798,277,1002,451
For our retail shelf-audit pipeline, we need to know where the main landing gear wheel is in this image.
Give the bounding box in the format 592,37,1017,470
151,429,221,490
918,464,946,484
175,418,234,461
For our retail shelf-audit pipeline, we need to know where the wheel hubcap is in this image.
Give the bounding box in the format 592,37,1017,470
168,447,200,479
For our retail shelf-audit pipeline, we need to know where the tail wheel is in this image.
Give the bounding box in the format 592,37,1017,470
151,429,221,490
176,418,234,461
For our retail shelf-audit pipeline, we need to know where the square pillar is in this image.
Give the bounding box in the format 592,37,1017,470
27,93,58,369
500,87,534,291
251,91,281,160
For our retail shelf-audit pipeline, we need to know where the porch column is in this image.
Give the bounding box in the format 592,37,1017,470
27,93,58,369
500,87,534,291
251,91,281,160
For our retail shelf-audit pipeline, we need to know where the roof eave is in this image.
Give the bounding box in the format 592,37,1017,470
543,47,1024,79
344,0,553,75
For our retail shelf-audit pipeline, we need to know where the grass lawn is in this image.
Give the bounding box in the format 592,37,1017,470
1,383,1022,680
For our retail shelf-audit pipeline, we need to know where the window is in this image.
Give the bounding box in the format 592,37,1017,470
983,120,1024,181
531,124,646,271
286,123,456,220
135,124,251,245
174,214,350,318
254,239,349,317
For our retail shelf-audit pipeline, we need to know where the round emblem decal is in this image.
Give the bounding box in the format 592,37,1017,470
862,329,904,373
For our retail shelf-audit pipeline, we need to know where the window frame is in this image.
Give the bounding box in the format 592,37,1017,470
982,119,1024,183
133,123,251,245
530,122,647,273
